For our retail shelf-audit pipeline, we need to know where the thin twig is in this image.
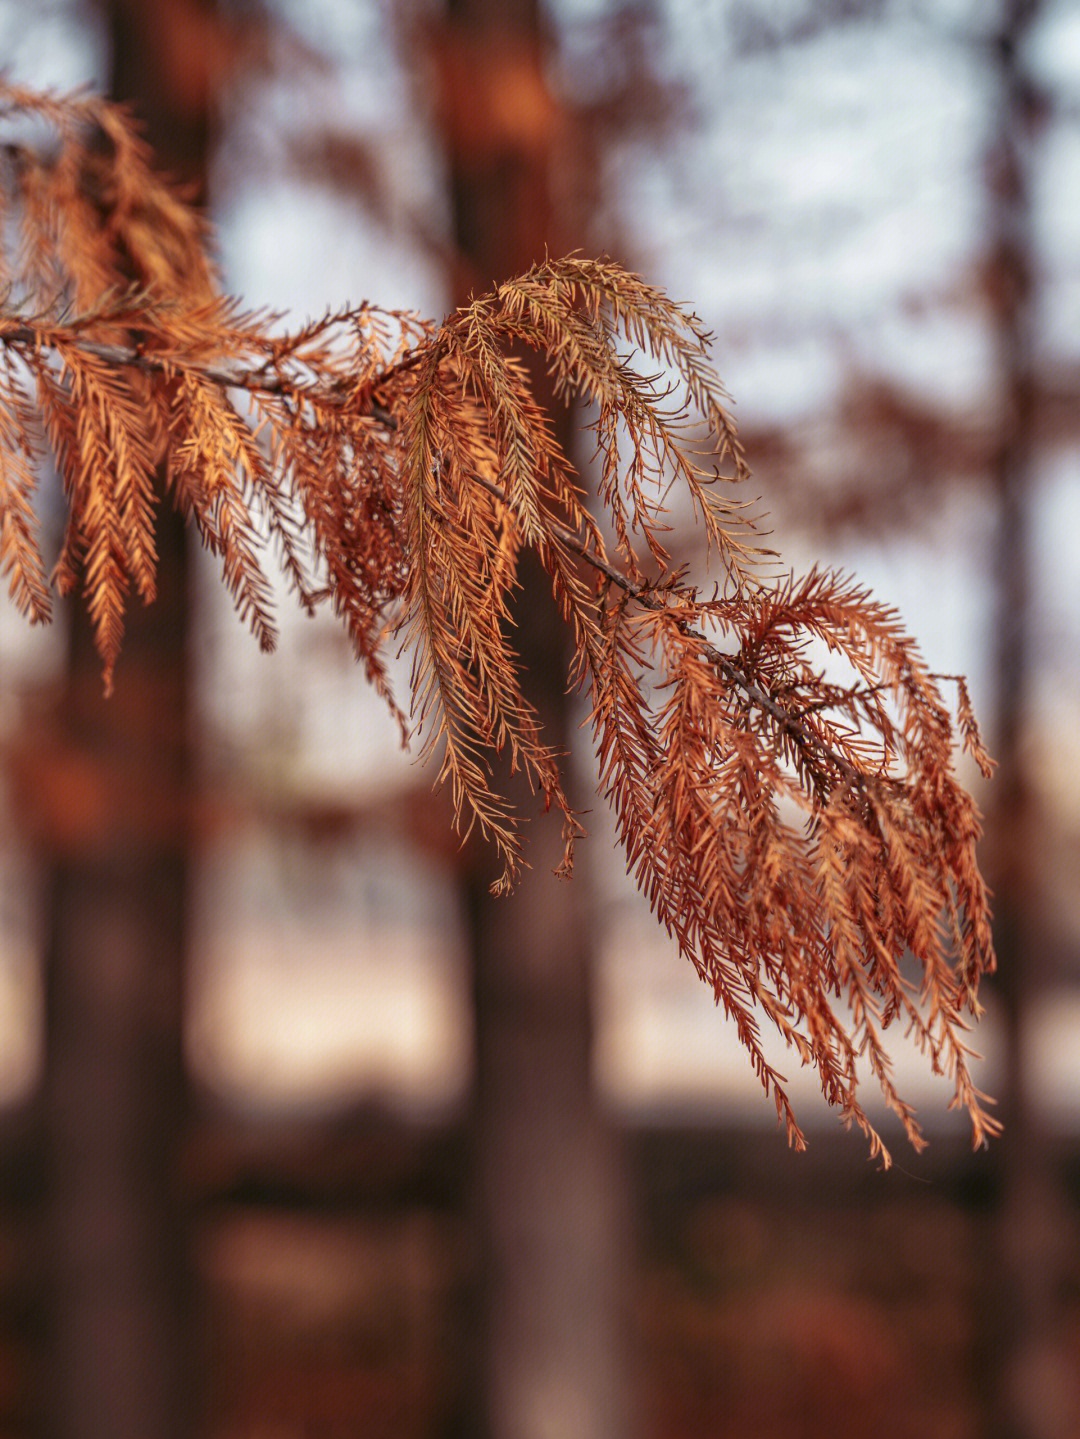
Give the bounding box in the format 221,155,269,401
466,468,867,791
0,317,425,414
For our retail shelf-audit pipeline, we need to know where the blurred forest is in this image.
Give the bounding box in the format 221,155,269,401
0,2,1079,1439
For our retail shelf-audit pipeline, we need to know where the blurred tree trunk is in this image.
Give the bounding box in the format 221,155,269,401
982,3,1074,1437
38,5,217,1438
436,4,635,1438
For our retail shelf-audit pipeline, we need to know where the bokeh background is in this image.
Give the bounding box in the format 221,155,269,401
0,2,1078,1438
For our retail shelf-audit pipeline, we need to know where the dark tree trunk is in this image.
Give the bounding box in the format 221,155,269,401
38,5,216,1437
437,4,635,1437
41,528,195,1439
982,4,1073,1437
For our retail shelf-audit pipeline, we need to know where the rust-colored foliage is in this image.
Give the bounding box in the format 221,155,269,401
0,84,997,1161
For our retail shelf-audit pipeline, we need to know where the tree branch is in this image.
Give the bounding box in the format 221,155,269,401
465,468,868,793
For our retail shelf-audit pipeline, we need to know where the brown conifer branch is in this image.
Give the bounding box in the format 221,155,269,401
0,81,999,1158
466,467,867,791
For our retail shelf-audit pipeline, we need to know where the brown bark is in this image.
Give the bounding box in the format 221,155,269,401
40,561,195,1439
982,4,1076,1436
437,4,635,1437
37,5,217,1437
